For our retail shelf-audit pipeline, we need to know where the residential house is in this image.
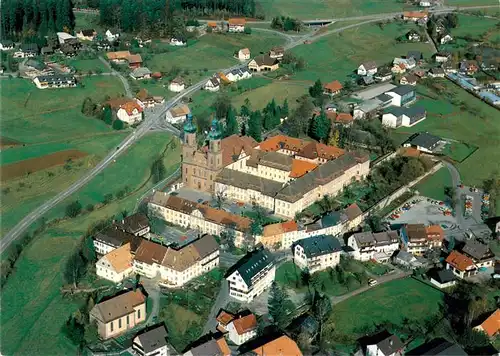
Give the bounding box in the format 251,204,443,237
240,67,252,79
237,48,250,60
159,234,219,287
90,289,146,339
76,29,97,41
361,76,375,86
269,46,285,60
403,11,428,22
96,243,134,283
226,68,243,82
169,77,185,92
225,246,275,303
402,132,442,153
106,29,119,42
137,89,164,109
130,67,152,80
392,62,407,74
429,67,445,78
133,240,168,278
248,55,279,72
33,74,76,89
461,240,495,269
414,69,427,78
406,338,467,355
149,193,252,247
107,97,144,124
57,32,77,44
60,43,78,57
183,336,231,356
333,112,354,126
460,60,479,75
347,231,399,262
128,54,143,69
93,226,141,255
393,57,416,70
166,104,191,124
400,223,442,255
406,30,421,42
358,61,378,76
106,51,132,63
260,221,300,250
374,69,393,82
434,52,452,63
204,77,220,92
400,73,417,86
0,40,14,51
385,85,416,106
407,51,423,61
439,33,453,44
446,250,476,279
248,335,302,356
216,310,235,333
353,99,384,119
13,43,39,58
225,313,258,345
115,213,150,237
393,250,424,269
365,331,404,356
293,234,342,273
228,18,246,33
323,80,343,96
170,37,186,46
429,269,457,289
474,309,500,338
132,324,169,356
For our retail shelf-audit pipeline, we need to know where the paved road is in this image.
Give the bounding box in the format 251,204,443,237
202,279,229,335
98,56,133,97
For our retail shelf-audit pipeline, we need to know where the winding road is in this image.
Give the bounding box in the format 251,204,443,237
1,4,496,254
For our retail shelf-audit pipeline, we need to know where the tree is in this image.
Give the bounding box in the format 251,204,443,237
213,93,230,120
151,158,166,183
268,282,294,328
103,193,113,204
62,314,85,346
81,97,96,116
312,290,333,346
309,79,323,98
247,110,262,142
282,98,289,117
244,26,252,34
66,200,82,218
224,106,238,137
328,129,340,147
284,95,313,137
112,119,124,130
310,109,330,142
101,104,113,124
64,251,86,288
366,214,382,232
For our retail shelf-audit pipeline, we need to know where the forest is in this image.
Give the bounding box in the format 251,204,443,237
1,0,75,40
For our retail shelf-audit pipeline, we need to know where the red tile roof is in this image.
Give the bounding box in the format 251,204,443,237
323,80,343,92
216,310,235,326
232,314,257,335
221,135,258,167
403,11,428,18
228,18,246,26
252,335,302,356
290,159,318,178
446,250,474,271
477,309,500,337
333,113,353,125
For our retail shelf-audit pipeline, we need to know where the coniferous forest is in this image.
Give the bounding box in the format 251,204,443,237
1,0,75,40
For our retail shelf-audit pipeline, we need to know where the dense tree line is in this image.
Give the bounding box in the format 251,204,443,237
271,16,303,32
1,0,75,40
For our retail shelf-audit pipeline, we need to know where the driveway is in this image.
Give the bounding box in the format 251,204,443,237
202,279,229,334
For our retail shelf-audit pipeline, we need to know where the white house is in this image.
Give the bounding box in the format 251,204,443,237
133,240,168,279
0,40,14,51
402,132,442,153
419,1,431,7
445,250,477,279
166,104,191,124
204,77,220,92
435,52,451,63
430,269,457,289
237,48,250,60
228,18,246,33
170,38,186,46
116,100,144,124
130,67,152,80
293,235,342,274
428,67,445,78
13,43,38,58
115,213,150,237
439,34,453,44
96,243,134,283
133,325,169,356
382,106,426,128
169,77,185,92
385,85,416,107
226,314,258,345
357,61,378,76
57,31,77,44
366,333,404,356
393,57,416,69
347,231,400,262
33,74,76,89
76,29,97,41
226,246,275,303
226,69,243,82
106,29,119,42
93,226,140,256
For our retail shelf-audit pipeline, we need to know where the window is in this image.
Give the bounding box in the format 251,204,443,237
110,321,114,332
137,309,141,319
119,318,122,328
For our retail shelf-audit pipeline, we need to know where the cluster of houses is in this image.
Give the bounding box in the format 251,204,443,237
204,67,253,92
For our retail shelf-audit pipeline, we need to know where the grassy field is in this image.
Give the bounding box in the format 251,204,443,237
446,0,498,6
393,82,500,187
290,21,434,82
74,12,104,33
147,32,285,73
414,167,453,201
451,14,499,38
325,278,444,344
257,0,417,20
68,58,109,73
0,133,180,355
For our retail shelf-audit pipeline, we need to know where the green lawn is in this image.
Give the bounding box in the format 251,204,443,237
1,133,180,354
325,278,444,343
394,82,500,187
74,12,104,33
451,14,499,39
446,0,498,6
68,58,109,73
440,141,477,162
290,21,434,82
147,32,285,73
257,0,418,20
414,167,453,201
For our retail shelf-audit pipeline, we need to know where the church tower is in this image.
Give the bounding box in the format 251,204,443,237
182,113,197,184
207,118,223,172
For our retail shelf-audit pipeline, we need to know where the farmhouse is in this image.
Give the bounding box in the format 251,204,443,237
248,55,279,72
269,46,285,60
33,74,76,89
228,18,246,33
57,32,77,44
166,104,191,124
96,243,134,283
130,67,152,80
128,54,143,69
461,240,495,269
293,234,342,273
169,76,185,92
385,85,416,106
400,73,417,86
76,29,97,41
225,246,275,303
357,61,378,76
323,80,343,96
402,132,442,153
170,37,186,46
107,98,144,124
106,29,119,42
434,52,451,63
237,48,250,60
106,50,132,63
428,67,445,78
115,213,150,236
446,250,476,279
13,43,39,58
90,289,146,340
132,324,169,356
225,313,258,345
460,60,479,75
60,43,78,57
347,231,399,262
403,11,428,22
382,106,426,128
136,89,165,108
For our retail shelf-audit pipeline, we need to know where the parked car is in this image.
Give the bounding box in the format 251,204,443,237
368,279,378,286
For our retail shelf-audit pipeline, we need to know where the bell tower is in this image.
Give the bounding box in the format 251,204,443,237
207,118,223,171
182,113,197,184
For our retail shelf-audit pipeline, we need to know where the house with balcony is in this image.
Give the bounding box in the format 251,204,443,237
132,324,169,356
445,250,476,279
400,224,444,255
461,240,495,269
90,289,146,340
225,313,258,345
347,231,399,262
225,246,275,303
293,235,342,274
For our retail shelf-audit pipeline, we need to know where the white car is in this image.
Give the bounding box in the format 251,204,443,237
368,279,378,286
